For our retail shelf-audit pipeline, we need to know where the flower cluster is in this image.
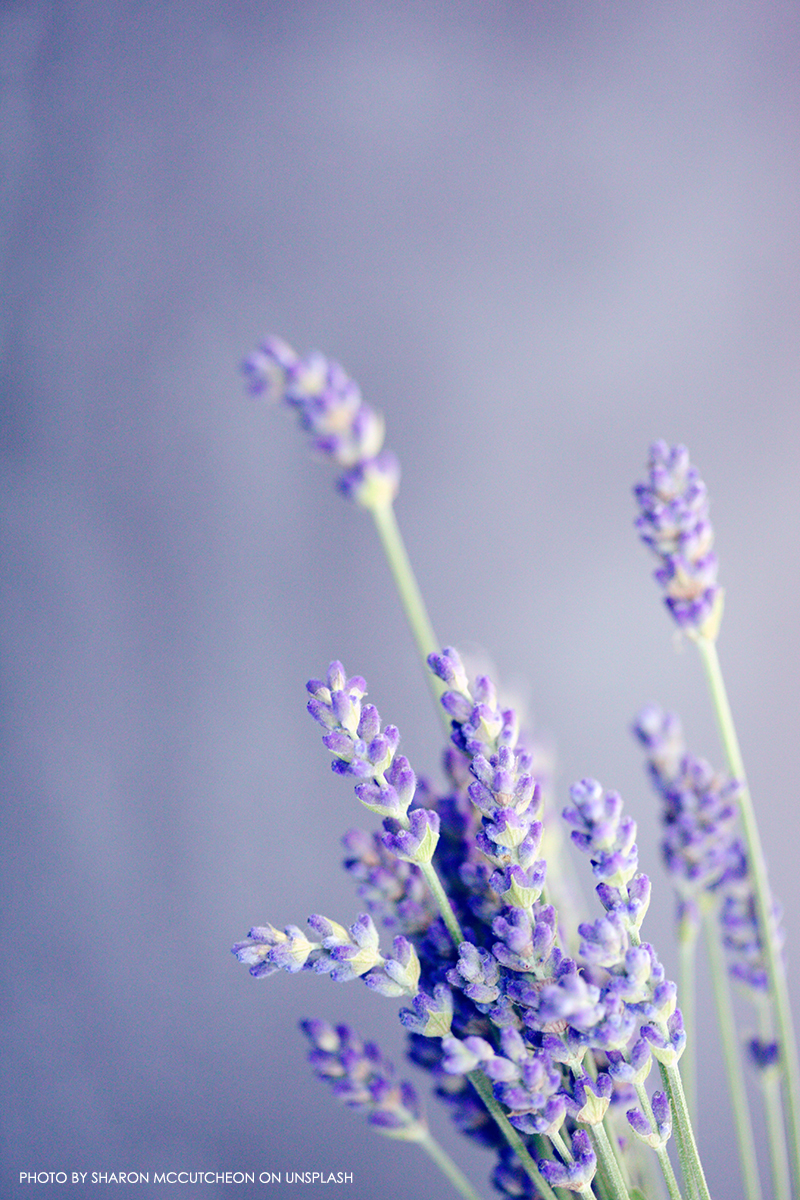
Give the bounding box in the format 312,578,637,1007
633,440,721,634
235,340,792,1200
242,335,400,507
301,1019,428,1141
634,704,784,1068
306,661,441,867
232,912,421,998
427,648,546,914
633,705,741,934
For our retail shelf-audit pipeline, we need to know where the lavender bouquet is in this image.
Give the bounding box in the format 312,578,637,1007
232,338,798,1200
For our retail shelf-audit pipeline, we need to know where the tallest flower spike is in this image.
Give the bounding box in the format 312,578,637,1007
243,336,400,510
633,440,723,639
244,336,442,685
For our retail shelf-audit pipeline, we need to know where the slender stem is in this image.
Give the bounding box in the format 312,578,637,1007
370,501,447,718
701,903,764,1200
695,635,800,1191
418,1129,489,1200
679,926,698,1125
662,1061,712,1200
467,1070,561,1200
758,996,793,1200
585,1119,631,1200
660,1059,700,1200
419,861,465,946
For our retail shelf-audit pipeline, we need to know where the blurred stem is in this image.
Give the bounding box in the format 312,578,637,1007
695,634,800,1193
679,926,698,1125
370,501,447,721
758,994,792,1200
417,1129,488,1200
701,903,763,1200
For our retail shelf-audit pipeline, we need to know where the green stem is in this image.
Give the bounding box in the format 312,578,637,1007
758,996,793,1200
701,902,764,1200
369,501,446,718
695,635,800,1192
419,860,465,946
418,1129,488,1200
467,1070,561,1200
679,926,698,1126
585,1119,631,1200
661,1060,712,1200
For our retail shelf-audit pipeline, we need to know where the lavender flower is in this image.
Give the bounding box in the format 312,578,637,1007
633,440,722,636
537,1130,596,1191
341,827,437,934
232,912,421,997
301,1019,428,1141
427,647,545,906
633,705,742,934
563,778,650,935
634,706,785,1004
626,1090,672,1150
243,335,400,507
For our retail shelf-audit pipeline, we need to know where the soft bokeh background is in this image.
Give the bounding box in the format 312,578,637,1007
3,2,799,1197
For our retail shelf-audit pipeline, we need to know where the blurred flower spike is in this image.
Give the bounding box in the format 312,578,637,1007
242,335,400,508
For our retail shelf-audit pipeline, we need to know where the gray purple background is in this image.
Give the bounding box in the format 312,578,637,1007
3,2,799,1198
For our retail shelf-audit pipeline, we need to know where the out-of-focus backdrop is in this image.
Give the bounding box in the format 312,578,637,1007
3,3,799,1197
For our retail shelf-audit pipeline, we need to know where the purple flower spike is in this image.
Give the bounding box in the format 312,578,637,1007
244,336,400,508
232,923,322,978
635,705,784,998
300,1020,427,1142
633,440,723,637
565,778,642,907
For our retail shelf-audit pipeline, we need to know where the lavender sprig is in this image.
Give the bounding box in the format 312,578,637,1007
306,661,462,944
563,776,709,1200
244,336,444,705
301,1020,488,1200
634,441,800,1195
635,704,786,1200
232,912,421,997
243,336,399,508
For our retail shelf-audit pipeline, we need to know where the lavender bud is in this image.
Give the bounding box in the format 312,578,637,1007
441,1035,495,1075
748,1038,780,1071
382,808,440,866
606,1038,653,1086
538,1129,596,1191
399,984,454,1038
